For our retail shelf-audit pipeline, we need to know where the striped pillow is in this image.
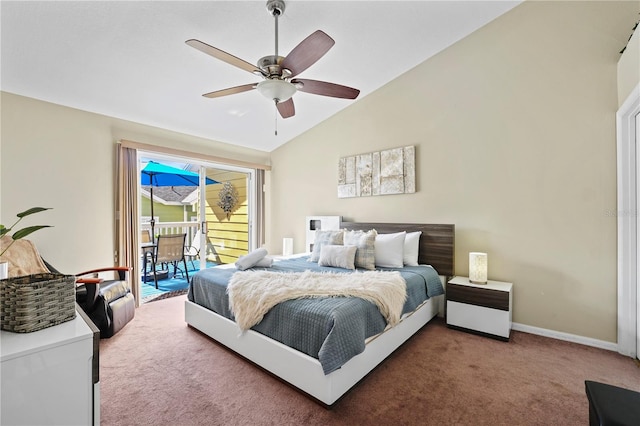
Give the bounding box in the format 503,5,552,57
343,229,377,270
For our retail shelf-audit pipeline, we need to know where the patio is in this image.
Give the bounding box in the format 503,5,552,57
139,219,218,303
140,260,217,303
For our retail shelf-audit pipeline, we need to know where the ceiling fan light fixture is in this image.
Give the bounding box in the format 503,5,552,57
256,79,297,102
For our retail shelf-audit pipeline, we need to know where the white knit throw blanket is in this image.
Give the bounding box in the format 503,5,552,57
227,270,407,331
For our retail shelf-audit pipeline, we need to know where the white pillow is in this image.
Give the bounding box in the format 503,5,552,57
404,231,422,266
374,231,406,268
318,244,357,270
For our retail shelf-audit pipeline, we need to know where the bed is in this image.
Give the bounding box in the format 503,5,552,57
184,222,455,406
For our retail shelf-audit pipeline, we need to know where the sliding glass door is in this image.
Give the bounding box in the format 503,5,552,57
197,164,255,269
139,152,256,275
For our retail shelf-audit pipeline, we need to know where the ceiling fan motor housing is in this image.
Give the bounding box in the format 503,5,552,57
258,55,288,78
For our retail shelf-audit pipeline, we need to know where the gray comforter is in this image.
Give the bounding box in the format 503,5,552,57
188,256,443,374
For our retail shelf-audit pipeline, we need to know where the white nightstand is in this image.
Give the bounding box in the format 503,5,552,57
446,276,513,341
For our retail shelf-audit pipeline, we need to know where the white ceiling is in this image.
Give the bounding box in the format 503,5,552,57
1,1,520,152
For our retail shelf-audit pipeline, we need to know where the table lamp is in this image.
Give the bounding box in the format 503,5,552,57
282,237,293,256
469,252,488,284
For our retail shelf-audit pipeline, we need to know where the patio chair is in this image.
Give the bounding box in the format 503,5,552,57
153,233,189,288
140,229,154,281
184,230,202,270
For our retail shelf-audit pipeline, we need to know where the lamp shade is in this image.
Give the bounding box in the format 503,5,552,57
469,252,488,284
282,237,293,256
256,79,297,102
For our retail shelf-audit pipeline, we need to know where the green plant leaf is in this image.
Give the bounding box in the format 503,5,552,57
16,207,51,218
11,225,52,240
0,226,8,237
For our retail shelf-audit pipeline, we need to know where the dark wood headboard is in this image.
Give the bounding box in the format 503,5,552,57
341,222,455,277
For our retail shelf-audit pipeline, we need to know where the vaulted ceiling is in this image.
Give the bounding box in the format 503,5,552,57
1,1,520,152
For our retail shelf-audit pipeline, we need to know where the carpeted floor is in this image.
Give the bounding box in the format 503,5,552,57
100,295,640,425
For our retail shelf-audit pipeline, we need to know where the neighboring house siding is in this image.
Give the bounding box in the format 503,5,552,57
141,199,196,223
205,170,248,264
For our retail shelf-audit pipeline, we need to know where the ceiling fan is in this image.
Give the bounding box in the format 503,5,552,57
186,0,360,121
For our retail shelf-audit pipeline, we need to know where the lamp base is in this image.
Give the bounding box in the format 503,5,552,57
469,279,487,285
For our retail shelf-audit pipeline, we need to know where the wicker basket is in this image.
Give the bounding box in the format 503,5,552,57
0,273,76,333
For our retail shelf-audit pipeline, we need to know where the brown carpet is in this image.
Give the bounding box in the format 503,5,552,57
100,295,640,425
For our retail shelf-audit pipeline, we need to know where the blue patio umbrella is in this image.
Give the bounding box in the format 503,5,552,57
141,161,218,242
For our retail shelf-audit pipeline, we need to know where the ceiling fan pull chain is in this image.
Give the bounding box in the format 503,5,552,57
274,101,278,136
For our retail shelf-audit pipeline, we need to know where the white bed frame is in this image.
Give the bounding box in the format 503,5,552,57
185,295,442,406
184,222,455,406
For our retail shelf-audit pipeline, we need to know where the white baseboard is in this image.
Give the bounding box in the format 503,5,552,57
511,322,618,352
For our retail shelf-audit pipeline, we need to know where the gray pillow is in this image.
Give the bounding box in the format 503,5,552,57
308,230,344,262
318,245,357,270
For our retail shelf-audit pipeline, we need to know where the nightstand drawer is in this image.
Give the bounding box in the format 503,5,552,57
447,283,509,311
447,301,511,339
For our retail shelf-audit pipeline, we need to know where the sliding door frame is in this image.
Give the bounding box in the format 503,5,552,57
195,161,257,266
138,150,259,256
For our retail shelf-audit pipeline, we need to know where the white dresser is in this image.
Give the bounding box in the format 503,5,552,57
1,307,99,425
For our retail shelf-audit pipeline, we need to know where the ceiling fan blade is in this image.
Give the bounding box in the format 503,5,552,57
281,30,335,78
186,39,262,75
292,79,360,99
203,83,256,99
277,98,295,119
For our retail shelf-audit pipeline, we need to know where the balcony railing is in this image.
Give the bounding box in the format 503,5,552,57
141,221,199,248
141,220,247,265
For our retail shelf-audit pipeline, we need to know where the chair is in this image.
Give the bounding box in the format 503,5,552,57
152,233,189,288
40,258,135,339
140,230,155,281
75,266,135,338
184,230,202,270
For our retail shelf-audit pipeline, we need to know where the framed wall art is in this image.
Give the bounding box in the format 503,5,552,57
338,145,415,198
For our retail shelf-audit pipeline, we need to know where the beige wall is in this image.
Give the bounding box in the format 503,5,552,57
0,92,270,274
269,1,640,343
618,24,640,106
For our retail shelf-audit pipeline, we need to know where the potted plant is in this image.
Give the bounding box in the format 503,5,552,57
0,207,52,279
